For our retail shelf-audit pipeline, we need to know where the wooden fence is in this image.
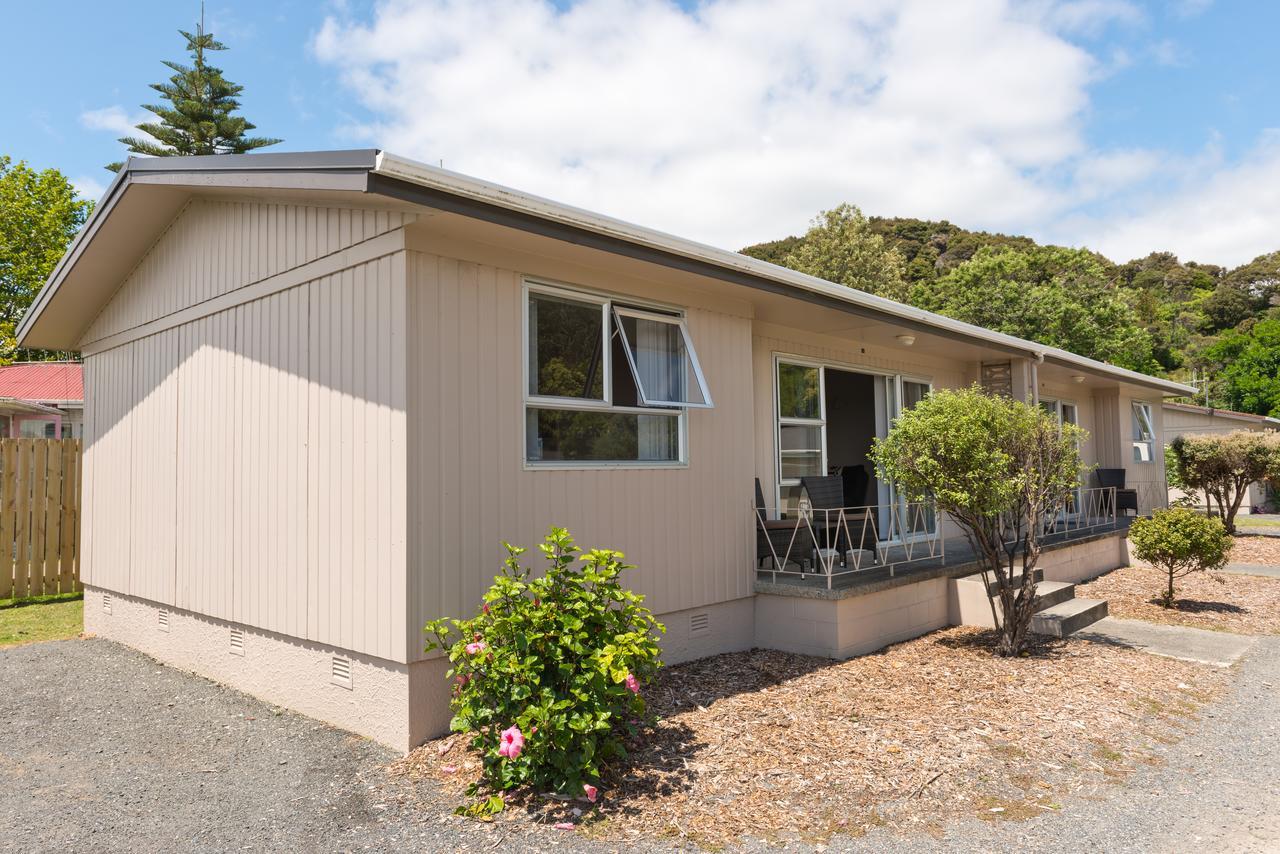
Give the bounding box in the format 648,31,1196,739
0,439,82,600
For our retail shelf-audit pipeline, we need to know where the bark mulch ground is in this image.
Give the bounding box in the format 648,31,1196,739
392,627,1226,848
1077,562,1280,635
1227,534,1280,566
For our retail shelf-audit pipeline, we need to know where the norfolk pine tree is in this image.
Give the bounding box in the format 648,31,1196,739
107,22,280,172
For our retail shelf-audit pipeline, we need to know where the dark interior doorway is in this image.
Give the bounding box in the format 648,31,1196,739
823,368,878,509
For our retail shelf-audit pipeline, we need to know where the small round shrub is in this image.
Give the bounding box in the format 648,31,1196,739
1129,507,1233,607
425,527,664,801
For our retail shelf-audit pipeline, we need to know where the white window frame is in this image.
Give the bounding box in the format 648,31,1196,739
611,305,714,408
775,357,827,499
522,278,689,469
1132,400,1155,463
770,353,933,543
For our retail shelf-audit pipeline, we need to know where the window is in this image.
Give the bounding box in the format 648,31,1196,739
1132,401,1154,462
524,283,712,465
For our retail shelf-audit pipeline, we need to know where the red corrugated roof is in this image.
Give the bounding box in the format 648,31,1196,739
0,362,83,403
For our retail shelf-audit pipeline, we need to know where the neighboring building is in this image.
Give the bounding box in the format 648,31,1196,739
17,150,1195,752
1163,401,1279,513
0,361,84,440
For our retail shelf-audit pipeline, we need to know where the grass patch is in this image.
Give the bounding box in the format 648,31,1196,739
0,594,83,649
1237,518,1280,529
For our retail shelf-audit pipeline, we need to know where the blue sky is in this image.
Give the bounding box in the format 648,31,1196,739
2,0,1277,266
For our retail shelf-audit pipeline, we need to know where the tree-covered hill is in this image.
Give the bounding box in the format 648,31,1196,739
741,210,1280,417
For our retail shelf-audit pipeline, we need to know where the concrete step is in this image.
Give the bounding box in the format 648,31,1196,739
958,568,1045,598
1031,597,1108,637
1033,580,1075,612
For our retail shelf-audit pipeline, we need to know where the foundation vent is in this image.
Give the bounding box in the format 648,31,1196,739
331,656,353,689
229,628,245,656
157,609,170,632
690,612,711,634
102,593,113,615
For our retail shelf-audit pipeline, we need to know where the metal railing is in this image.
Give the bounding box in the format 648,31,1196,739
753,500,944,589
1038,486,1118,540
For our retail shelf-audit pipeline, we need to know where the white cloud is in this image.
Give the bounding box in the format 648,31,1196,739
79,105,147,136
1068,132,1280,266
312,0,1279,266
1174,0,1213,18
71,175,109,201
1038,0,1143,35
314,0,1101,248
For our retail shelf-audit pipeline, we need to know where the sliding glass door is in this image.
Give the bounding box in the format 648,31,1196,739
774,357,933,541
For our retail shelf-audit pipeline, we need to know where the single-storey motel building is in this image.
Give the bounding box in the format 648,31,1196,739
19,150,1194,751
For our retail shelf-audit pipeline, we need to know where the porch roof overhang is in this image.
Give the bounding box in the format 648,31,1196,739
0,399,64,418
18,148,1196,398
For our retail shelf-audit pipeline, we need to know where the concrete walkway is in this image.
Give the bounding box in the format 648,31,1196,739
1222,562,1280,578
1075,616,1258,667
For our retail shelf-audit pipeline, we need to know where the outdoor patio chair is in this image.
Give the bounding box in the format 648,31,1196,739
1096,468,1139,516
754,478,806,571
800,474,879,562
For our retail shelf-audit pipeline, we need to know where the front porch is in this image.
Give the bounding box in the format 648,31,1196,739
751,503,1133,661
754,486,1128,595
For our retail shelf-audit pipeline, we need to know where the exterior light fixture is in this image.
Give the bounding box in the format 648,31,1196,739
895,334,916,347
1071,375,1086,384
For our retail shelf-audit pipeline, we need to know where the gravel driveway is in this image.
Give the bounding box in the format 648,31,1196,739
2,636,1277,853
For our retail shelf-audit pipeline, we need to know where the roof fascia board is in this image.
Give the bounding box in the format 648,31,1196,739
15,163,132,344
370,157,1197,396
1163,402,1280,426
16,150,381,347
368,171,1037,358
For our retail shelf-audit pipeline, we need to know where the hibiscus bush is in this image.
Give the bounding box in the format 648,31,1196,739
424,527,664,803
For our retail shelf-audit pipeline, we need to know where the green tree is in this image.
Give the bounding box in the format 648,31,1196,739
780,204,910,301
1199,282,1254,332
871,387,1085,656
108,23,280,172
1128,508,1232,607
914,245,1155,371
1169,431,1280,533
1201,318,1280,416
1223,250,1280,310
0,157,93,362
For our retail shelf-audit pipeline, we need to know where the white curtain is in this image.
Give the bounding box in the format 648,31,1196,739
634,317,684,403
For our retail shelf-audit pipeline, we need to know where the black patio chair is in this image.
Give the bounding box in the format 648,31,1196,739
800,474,879,562
754,478,806,571
1096,468,1139,516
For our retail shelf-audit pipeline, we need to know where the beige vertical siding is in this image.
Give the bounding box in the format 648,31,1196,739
176,312,237,620
405,251,756,661
308,256,408,661
1092,389,1122,468
232,289,310,638
81,204,410,662
82,200,414,346
81,345,135,593
127,329,180,605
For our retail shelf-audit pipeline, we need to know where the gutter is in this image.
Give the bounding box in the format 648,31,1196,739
372,152,1197,398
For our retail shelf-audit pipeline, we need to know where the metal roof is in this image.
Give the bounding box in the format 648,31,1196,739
1163,400,1280,426
18,148,1197,397
0,362,83,404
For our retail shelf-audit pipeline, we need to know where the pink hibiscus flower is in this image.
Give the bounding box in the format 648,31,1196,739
625,673,640,694
465,640,488,655
497,725,524,759
583,783,598,803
